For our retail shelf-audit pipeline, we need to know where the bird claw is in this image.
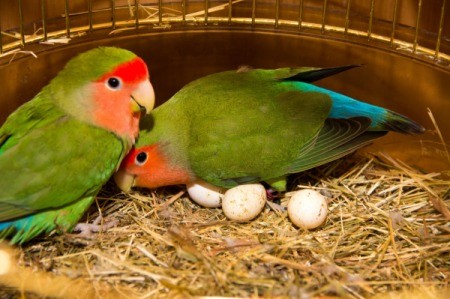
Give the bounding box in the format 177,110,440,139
266,200,287,212
72,215,118,239
265,188,282,201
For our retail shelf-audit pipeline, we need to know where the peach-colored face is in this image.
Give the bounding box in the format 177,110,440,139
115,144,191,191
90,57,155,139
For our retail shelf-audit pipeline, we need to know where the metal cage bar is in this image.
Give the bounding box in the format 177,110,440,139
134,0,139,28
435,0,447,59
321,0,327,34
228,0,232,24
368,0,375,40
41,0,47,40
298,0,303,30
205,0,209,24
390,0,398,47
275,0,279,28
183,0,187,24
18,0,25,46
413,0,422,54
158,0,163,24
344,0,350,34
251,0,256,27
111,0,116,29
64,0,70,37
0,0,448,66
88,0,93,32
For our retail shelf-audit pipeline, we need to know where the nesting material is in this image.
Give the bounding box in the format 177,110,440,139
0,244,121,299
1,152,449,299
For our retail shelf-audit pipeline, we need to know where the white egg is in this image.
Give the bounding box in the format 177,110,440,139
288,189,328,229
222,184,267,221
186,180,225,208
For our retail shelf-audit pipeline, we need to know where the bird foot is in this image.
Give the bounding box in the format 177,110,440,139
72,215,118,238
265,188,281,201
264,187,286,212
266,200,287,212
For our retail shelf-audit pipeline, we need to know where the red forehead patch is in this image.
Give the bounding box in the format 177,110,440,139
121,147,138,167
96,57,149,83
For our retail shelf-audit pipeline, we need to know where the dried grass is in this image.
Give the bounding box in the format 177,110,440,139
1,150,449,298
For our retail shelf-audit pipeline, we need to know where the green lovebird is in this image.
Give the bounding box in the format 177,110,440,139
0,47,155,244
115,65,424,193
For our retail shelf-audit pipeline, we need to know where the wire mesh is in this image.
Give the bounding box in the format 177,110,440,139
0,0,448,66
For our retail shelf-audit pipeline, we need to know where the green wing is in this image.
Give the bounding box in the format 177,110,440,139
0,94,62,154
286,117,386,173
0,116,125,221
179,69,333,188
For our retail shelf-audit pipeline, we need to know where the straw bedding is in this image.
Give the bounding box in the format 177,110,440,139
1,150,448,299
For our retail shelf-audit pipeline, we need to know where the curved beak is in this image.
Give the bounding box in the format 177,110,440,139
114,168,136,192
131,80,155,115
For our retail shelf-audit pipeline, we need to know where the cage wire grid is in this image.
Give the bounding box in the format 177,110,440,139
0,0,448,66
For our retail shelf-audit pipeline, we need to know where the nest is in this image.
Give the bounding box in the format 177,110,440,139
0,149,449,299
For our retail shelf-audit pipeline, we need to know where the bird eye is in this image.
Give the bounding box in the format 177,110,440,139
106,77,122,90
135,152,148,166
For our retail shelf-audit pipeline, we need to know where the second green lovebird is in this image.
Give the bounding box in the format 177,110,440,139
115,65,424,195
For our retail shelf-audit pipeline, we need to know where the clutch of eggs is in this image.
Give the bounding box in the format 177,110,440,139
186,181,267,221
186,180,328,228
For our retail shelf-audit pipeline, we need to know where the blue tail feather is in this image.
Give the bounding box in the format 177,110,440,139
0,196,95,244
0,216,42,244
291,82,424,134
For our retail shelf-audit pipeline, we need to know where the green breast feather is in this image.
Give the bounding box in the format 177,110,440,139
0,105,125,243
